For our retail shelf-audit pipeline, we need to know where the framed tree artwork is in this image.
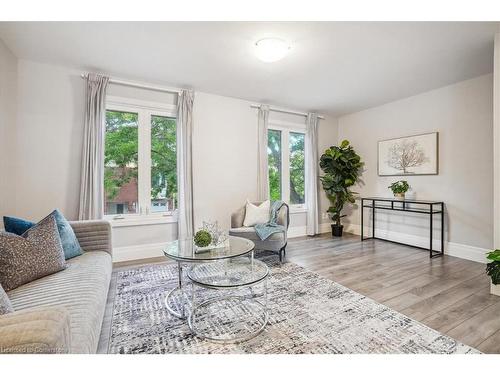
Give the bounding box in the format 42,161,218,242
378,132,438,176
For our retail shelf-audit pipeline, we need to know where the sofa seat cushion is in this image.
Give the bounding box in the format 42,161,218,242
7,251,112,354
229,227,285,251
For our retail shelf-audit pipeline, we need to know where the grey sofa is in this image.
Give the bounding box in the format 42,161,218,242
0,220,112,354
229,201,289,262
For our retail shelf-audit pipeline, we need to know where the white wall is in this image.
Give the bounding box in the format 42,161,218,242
338,74,493,259
192,92,338,232
7,60,338,261
14,60,84,221
0,39,17,221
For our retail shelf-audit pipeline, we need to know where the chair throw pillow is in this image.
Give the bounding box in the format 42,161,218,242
0,284,13,315
243,200,271,227
0,215,66,291
3,209,83,260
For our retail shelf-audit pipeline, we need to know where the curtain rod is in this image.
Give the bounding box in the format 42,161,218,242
250,104,325,120
80,73,182,94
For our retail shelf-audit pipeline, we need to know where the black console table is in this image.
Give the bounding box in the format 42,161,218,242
360,197,444,258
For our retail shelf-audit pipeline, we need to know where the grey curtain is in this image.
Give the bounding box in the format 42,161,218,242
305,113,319,235
78,73,109,220
257,105,270,201
177,90,195,240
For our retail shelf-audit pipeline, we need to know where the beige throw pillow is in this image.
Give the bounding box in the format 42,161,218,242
243,200,270,227
0,215,66,291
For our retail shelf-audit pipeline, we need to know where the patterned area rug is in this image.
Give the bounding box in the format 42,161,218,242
108,254,479,354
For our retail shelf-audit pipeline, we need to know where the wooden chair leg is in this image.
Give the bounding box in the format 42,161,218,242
279,243,287,263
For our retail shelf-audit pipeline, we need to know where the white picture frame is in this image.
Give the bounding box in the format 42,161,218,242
378,132,439,176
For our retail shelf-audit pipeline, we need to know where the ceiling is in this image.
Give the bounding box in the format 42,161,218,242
0,22,497,116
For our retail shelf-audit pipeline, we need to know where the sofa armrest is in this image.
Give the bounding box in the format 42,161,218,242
277,203,290,230
0,307,71,354
70,220,112,257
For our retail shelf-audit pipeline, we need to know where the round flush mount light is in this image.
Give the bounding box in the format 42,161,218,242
255,38,290,63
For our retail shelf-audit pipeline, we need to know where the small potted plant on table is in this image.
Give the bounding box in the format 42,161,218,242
486,250,500,296
388,180,410,199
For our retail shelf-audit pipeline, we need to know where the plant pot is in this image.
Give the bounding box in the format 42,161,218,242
491,282,500,296
394,192,405,200
331,224,343,237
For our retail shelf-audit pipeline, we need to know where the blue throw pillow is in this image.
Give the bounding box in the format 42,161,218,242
3,210,83,260
3,216,34,235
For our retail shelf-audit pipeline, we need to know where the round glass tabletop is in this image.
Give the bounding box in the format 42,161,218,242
188,258,269,289
163,235,254,262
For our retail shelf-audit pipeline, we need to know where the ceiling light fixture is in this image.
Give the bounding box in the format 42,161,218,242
255,38,290,63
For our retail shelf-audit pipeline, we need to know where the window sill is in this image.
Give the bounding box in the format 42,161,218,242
105,214,178,228
290,207,308,214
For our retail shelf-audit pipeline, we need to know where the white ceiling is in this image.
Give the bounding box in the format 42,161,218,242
0,22,497,116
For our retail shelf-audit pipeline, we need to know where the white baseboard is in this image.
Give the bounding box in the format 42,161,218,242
343,223,488,264
287,223,331,238
113,242,166,263
114,225,332,262
113,224,488,264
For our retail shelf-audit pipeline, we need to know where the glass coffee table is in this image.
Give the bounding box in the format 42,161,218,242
187,257,269,343
163,236,255,319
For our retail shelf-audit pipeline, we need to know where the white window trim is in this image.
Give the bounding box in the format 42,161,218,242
104,96,177,224
268,120,307,212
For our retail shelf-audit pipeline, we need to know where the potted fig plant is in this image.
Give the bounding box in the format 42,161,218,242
320,140,363,237
388,180,410,199
486,250,500,296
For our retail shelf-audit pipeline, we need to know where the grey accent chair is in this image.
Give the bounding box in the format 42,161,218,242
229,201,290,262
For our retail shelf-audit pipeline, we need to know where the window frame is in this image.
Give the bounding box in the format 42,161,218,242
105,96,177,223
268,120,307,212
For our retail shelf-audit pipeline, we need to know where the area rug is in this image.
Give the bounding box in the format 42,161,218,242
108,254,479,354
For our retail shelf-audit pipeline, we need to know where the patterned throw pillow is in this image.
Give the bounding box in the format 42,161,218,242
0,284,13,315
0,215,66,291
3,209,83,260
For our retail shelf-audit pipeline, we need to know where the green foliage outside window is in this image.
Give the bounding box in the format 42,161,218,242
151,115,177,206
104,111,139,202
289,132,305,204
268,129,282,201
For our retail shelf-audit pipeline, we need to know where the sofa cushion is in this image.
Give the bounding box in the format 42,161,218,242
3,210,83,260
0,306,71,353
7,251,112,354
0,215,66,291
243,200,270,227
0,284,13,315
230,226,286,252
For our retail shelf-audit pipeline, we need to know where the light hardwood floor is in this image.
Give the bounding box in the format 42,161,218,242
98,233,500,353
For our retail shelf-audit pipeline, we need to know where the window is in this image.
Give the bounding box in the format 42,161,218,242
150,115,177,213
267,126,306,208
104,97,176,219
267,129,282,201
289,132,305,205
104,110,139,215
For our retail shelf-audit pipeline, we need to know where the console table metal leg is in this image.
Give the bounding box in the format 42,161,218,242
372,199,376,239
361,199,364,241
441,203,444,255
429,210,433,258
